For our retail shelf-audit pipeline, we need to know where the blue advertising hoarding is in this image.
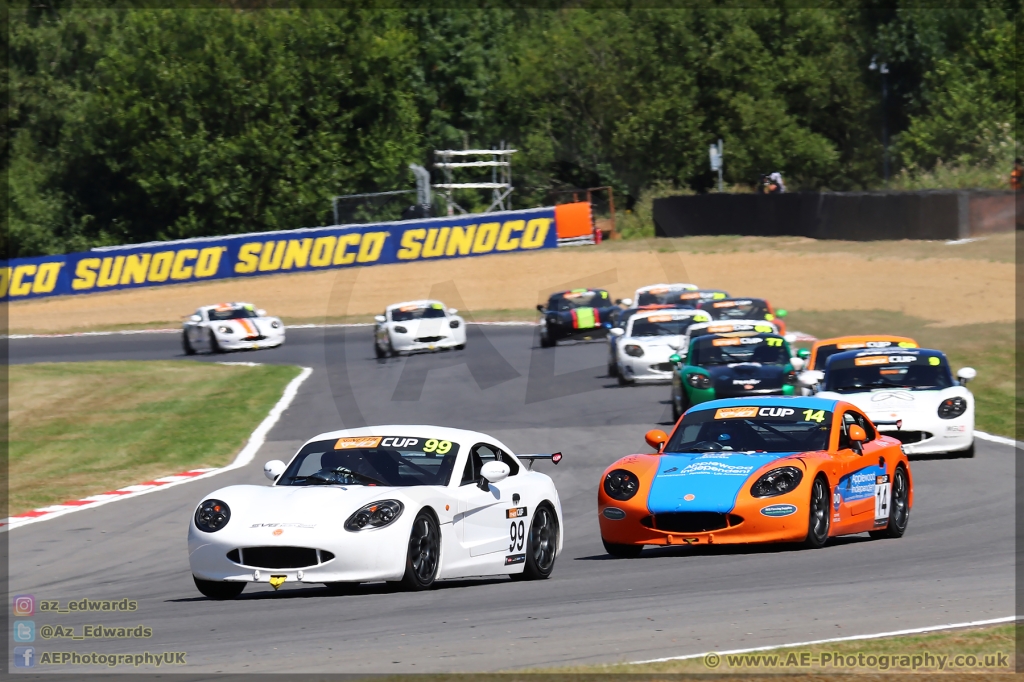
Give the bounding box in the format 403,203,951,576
1,207,557,301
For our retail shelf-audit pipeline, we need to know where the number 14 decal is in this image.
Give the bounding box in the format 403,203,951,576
874,474,891,521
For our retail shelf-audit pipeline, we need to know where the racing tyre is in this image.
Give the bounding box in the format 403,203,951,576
193,576,245,600
512,503,559,580
602,539,643,558
671,385,689,421
960,441,975,458
182,331,196,356
455,344,465,351
869,465,910,539
208,330,222,354
802,476,830,549
374,337,386,359
608,353,618,377
398,511,440,591
617,373,631,387
539,324,555,348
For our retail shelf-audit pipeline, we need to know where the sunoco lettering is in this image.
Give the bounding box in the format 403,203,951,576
65,247,224,294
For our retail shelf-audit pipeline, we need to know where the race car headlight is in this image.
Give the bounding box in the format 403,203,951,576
393,326,408,334
344,500,404,531
270,320,281,329
603,469,640,501
938,397,968,419
750,467,803,498
687,373,712,389
194,499,231,533
449,320,460,329
217,326,233,334
624,344,644,357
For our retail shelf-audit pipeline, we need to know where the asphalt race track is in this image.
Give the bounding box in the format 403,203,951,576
9,326,1015,674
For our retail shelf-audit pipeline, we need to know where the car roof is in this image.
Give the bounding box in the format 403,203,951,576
699,297,766,306
825,347,946,366
386,300,445,311
688,396,842,413
690,331,785,344
811,334,918,350
630,308,706,321
550,288,605,297
200,302,255,311
687,319,776,332
302,425,511,451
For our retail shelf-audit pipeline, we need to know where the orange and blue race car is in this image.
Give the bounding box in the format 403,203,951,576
598,396,912,557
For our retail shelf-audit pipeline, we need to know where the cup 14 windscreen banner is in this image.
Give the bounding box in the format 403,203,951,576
0,207,557,301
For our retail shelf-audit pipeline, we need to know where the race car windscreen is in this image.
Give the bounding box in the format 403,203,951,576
391,304,447,322
665,405,832,453
688,335,789,366
629,315,696,337
208,307,259,321
689,322,775,341
553,290,607,311
824,353,954,392
705,299,769,320
637,288,695,306
277,436,461,487
813,340,916,369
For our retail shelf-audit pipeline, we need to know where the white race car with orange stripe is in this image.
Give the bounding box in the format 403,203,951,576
183,302,285,354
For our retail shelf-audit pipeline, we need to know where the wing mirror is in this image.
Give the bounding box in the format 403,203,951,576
448,308,458,315
256,308,267,317
645,429,668,452
479,461,510,490
957,367,976,385
264,460,286,481
798,370,823,388
790,356,805,371
848,424,867,454
669,353,682,364
374,315,386,324
189,314,202,323
620,298,633,307
797,348,811,360
536,304,545,313
609,327,625,337
776,309,788,317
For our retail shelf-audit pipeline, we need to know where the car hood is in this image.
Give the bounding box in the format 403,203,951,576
817,386,971,420
623,335,685,355
705,363,788,394
647,451,801,514
199,484,416,529
215,317,279,335
390,317,451,335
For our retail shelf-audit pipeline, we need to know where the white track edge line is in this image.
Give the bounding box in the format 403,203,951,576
1,366,312,532
974,430,1022,449
3,321,536,339
629,615,1019,665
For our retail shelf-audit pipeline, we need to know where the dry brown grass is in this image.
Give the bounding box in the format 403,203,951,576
6,235,1014,334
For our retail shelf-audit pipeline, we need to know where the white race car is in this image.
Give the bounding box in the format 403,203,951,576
609,308,710,385
812,347,977,457
374,300,467,357
619,282,700,307
182,302,285,354
188,426,564,599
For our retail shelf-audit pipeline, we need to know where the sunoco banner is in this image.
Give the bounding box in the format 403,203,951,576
0,207,557,301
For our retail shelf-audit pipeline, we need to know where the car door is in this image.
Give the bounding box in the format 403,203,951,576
453,443,522,559
189,310,207,348
834,409,887,525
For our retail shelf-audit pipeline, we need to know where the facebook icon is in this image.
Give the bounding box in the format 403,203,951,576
14,646,35,668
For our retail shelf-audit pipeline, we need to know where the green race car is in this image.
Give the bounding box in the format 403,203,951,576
669,332,802,421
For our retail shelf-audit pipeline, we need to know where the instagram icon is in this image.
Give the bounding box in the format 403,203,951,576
12,595,34,617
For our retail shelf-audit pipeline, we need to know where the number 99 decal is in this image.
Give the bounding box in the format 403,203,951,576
423,439,452,454
510,520,525,552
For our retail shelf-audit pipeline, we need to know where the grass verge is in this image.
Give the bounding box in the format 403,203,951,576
787,309,1014,438
537,623,1015,676
8,361,302,515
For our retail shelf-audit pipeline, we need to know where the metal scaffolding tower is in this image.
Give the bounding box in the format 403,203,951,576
433,144,517,216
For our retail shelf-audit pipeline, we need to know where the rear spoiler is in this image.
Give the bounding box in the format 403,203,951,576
519,452,563,470
873,419,903,430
